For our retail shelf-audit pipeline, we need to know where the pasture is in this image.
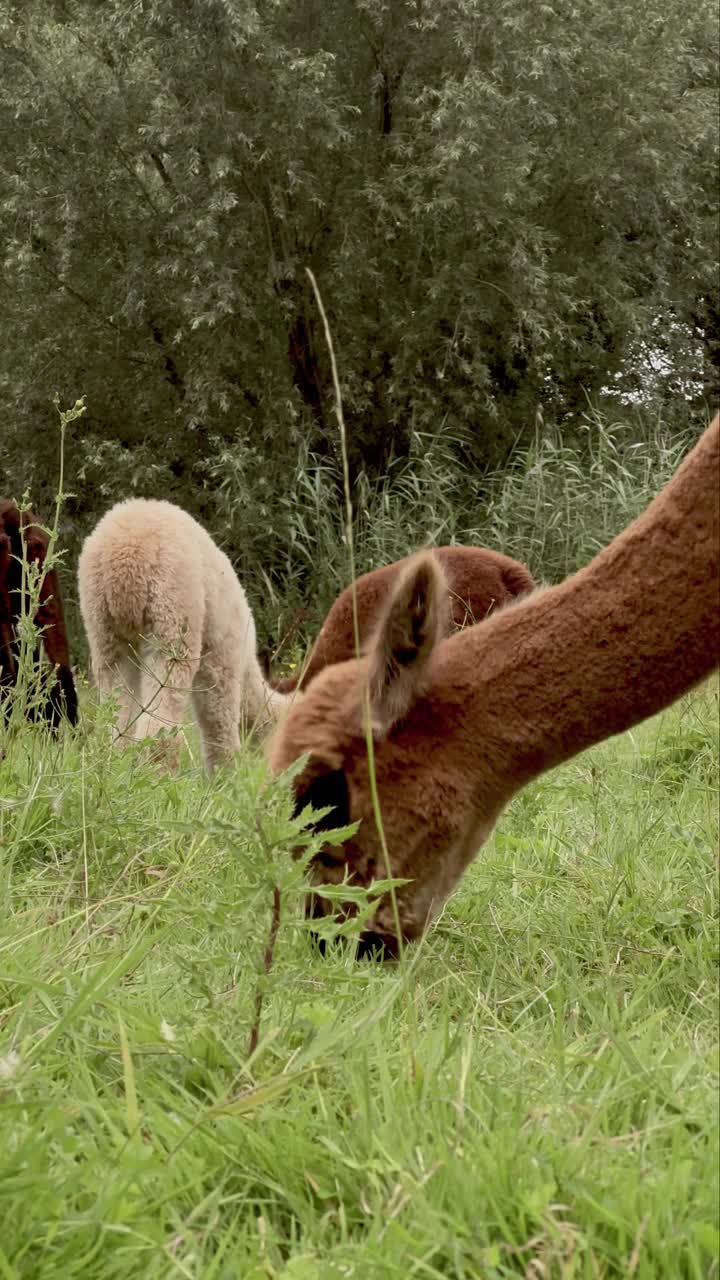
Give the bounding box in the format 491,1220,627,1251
0,678,717,1278
2,0,717,1268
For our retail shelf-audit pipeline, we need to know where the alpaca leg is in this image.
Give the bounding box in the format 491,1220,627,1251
83,601,142,744
83,593,120,701
135,628,200,743
191,655,241,771
92,646,143,745
113,651,145,742
241,657,288,736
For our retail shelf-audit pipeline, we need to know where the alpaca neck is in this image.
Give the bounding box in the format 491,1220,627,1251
460,417,719,785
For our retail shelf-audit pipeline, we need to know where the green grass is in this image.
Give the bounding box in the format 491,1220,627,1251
0,680,717,1278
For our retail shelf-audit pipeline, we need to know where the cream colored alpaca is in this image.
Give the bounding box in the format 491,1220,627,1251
268,414,720,956
79,499,286,770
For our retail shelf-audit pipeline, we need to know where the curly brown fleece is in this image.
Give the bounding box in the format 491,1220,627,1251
0,499,77,727
273,545,535,693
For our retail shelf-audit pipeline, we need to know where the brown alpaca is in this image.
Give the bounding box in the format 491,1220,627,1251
268,415,720,957
273,546,535,692
0,499,78,727
0,533,16,688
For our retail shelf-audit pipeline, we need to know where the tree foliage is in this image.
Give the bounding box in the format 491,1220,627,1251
0,0,717,576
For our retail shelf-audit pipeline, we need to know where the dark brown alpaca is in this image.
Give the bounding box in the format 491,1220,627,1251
268,415,720,958
0,533,16,688
272,545,535,693
0,499,78,727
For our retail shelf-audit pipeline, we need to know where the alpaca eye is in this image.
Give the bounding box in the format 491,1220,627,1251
293,768,351,831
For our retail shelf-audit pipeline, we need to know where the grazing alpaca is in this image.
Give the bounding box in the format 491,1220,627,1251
0,499,78,727
0,533,15,687
268,414,720,957
272,546,535,692
78,499,287,770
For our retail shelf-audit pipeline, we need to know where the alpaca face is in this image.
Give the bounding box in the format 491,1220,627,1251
267,556,490,954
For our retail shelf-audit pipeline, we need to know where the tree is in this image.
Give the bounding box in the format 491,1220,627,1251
0,0,716,542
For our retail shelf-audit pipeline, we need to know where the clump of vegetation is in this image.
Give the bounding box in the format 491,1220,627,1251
246,407,696,667
0,680,716,1276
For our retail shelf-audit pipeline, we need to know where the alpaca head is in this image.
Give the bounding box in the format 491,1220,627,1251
267,554,475,954
268,415,719,957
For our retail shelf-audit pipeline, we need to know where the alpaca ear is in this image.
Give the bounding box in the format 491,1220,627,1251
367,552,448,732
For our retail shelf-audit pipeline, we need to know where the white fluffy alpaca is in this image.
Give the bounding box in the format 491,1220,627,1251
78,498,287,770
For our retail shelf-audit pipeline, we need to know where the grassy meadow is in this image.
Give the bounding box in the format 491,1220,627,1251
0,674,717,1278
1,407,718,1276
